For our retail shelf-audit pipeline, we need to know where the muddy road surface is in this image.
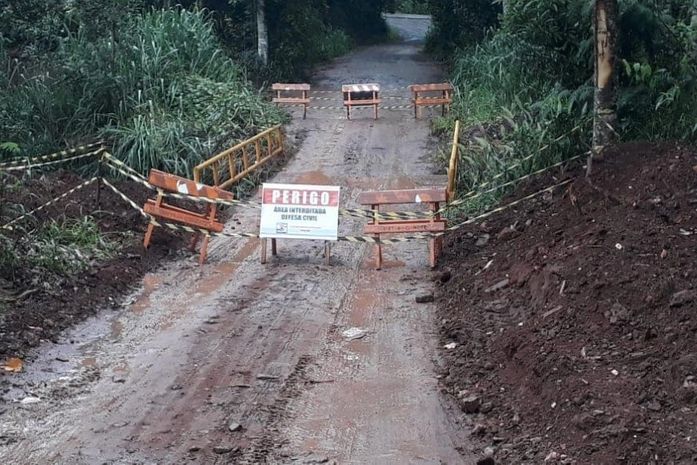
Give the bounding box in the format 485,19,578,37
0,17,472,465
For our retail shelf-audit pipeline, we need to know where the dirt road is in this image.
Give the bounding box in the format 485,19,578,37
0,16,472,465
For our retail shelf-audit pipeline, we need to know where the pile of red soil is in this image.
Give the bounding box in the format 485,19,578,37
437,142,697,464
0,170,181,360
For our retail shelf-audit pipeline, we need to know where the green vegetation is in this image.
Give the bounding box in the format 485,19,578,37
0,0,390,284
1,1,391,172
386,1,431,15
0,216,118,281
28,217,118,275
172,0,388,80
1,8,285,177
428,0,697,212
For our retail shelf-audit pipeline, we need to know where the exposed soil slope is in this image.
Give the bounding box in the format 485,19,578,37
0,171,176,360
437,142,697,464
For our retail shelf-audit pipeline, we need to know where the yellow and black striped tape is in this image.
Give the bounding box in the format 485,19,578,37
308,96,412,102
101,155,262,209
1,177,99,230
446,152,587,210
0,148,104,172
444,178,573,233
309,87,411,94
103,176,573,244
457,118,591,194
101,154,433,220
0,142,104,169
102,152,579,222
305,105,415,111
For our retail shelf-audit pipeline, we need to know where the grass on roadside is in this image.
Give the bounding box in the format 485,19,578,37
1,215,120,283
434,34,592,216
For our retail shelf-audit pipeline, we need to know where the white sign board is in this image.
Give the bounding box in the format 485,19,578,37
259,183,340,241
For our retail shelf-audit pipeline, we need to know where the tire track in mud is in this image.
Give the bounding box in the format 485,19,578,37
238,354,315,464
268,254,470,465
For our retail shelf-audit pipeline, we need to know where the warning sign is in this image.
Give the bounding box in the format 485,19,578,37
259,183,340,241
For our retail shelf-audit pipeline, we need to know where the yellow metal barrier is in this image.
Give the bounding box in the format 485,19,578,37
447,120,460,200
193,125,284,190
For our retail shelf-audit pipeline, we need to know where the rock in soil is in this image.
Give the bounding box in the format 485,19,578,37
213,445,235,455
669,290,697,307
227,421,242,432
341,327,367,340
437,271,452,283
475,234,491,247
459,395,481,414
415,293,434,303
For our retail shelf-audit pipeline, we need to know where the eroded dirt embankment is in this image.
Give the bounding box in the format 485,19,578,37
0,171,175,360
437,142,697,464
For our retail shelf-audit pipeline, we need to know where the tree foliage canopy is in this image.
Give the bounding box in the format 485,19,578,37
426,0,697,141
0,0,390,169
425,0,697,209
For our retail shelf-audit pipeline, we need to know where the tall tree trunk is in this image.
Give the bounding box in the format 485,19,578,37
256,0,269,67
590,0,618,172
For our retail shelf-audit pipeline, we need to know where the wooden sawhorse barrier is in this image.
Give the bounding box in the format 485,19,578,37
357,188,447,269
272,83,311,119
342,83,381,120
143,170,234,265
408,83,454,119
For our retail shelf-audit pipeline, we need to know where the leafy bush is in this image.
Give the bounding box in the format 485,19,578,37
28,216,118,274
264,0,354,79
328,0,389,42
387,1,431,15
168,0,384,81
1,8,285,176
429,0,697,211
0,0,66,52
434,25,592,214
425,0,501,58
0,216,117,280
0,233,20,277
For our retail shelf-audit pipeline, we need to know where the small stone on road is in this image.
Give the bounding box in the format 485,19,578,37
228,421,242,432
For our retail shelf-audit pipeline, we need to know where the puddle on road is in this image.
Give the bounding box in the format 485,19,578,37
0,314,115,401
0,273,169,401
294,170,333,185
347,287,380,328
195,262,238,295
389,176,418,190
131,274,162,314
361,258,405,270
233,238,259,263
81,357,97,368
160,241,259,329
110,320,124,340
